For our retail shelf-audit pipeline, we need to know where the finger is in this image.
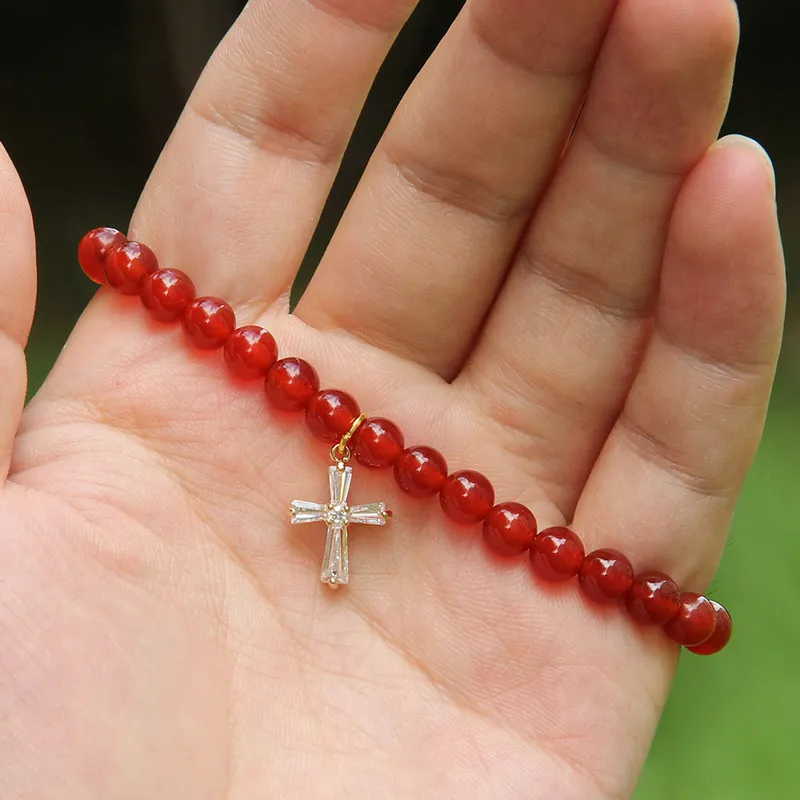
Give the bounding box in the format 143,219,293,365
462,0,740,513
574,136,784,588
130,0,417,311
296,0,618,377
0,142,36,481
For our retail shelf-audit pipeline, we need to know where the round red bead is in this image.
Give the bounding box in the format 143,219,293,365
531,527,585,582
352,418,404,469
224,325,278,380
305,390,360,443
394,446,448,498
265,357,320,412
483,502,537,556
687,601,732,655
141,268,196,322
579,549,635,604
664,593,717,647
626,571,681,625
78,227,127,284
440,470,495,525
105,240,159,295
182,297,236,349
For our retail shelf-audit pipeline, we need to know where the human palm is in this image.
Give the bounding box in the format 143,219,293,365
0,1,785,798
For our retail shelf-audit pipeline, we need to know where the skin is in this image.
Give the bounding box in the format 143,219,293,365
0,0,785,797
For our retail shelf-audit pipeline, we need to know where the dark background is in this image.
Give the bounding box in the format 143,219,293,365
1,1,797,796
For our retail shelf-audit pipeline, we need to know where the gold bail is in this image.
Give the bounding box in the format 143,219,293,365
332,413,367,462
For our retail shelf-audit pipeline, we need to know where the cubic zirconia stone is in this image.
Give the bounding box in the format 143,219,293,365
325,503,350,527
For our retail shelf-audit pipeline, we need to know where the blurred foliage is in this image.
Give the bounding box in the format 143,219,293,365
2,0,798,796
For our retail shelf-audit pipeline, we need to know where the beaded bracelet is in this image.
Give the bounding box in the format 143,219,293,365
77,227,733,656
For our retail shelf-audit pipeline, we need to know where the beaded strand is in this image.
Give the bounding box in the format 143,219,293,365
77,227,733,655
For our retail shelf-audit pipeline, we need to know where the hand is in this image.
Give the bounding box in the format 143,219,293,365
0,1,784,797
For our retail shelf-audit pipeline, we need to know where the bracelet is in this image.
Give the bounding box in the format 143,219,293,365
77,227,733,656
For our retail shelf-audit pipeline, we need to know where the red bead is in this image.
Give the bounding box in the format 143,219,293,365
394,446,448,498
483,502,537,556
664,593,717,647
105,240,159,295
224,325,278,379
265,357,320,412
626,571,681,625
141,268,196,322
440,470,495,525
579,549,635,604
531,527,585,582
182,297,236,349
78,227,127,284
352,418,404,469
687,601,733,655
305,390,360,443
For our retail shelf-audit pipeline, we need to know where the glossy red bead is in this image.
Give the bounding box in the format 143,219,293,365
483,502,537,556
305,390,360,443
352,418,404,469
579,549,635,604
224,325,278,380
78,227,127,284
687,601,733,655
105,240,159,295
626,571,681,626
440,470,495,525
531,527,585,582
265,357,320,412
394,446,448,498
664,593,717,647
141,268,196,322
182,297,236,349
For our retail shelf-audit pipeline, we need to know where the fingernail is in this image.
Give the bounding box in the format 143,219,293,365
717,134,776,197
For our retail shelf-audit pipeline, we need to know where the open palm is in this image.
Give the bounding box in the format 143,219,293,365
0,1,785,798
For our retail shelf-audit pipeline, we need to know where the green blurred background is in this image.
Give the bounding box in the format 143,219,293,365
1,1,797,796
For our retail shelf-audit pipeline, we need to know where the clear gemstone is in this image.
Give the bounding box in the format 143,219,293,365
348,502,388,525
325,503,350,527
289,500,327,524
321,525,348,585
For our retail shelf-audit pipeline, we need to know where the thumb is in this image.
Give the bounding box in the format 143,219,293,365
0,141,36,482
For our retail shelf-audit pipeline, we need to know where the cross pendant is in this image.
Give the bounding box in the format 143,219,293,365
289,462,389,587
